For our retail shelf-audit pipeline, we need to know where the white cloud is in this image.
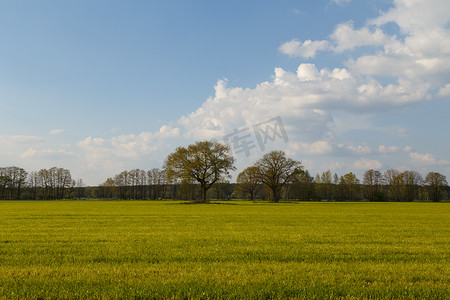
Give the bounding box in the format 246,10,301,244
331,22,389,52
178,61,434,145
411,152,441,165
347,144,372,155
352,158,382,170
50,129,65,135
0,135,44,147
279,0,450,98
76,125,180,171
279,39,330,58
378,145,400,154
350,1,450,83
287,140,332,155
370,0,450,34
437,84,450,98
158,125,180,138
0,135,45,160
331,0,351,5
20,147,38,158
410,152,435,164
21,148,75,159
409,152,448,165
403,146,412,152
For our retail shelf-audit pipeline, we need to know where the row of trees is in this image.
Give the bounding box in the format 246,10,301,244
360,169,448,202
164,141,449,203
0,167,78,200
97,168,168,200
237,164,449,203
1,141,448,202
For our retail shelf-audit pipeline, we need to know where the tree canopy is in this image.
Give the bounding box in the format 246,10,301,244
236,166,261,201
425,172,448,202
164,141,235,203
253,150,302,202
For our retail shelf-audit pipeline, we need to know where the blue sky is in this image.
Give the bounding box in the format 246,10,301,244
1,0,449,185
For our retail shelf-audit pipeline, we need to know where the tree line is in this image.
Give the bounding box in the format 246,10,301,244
0,166,80,200
163,142,449,203
1,141,448,202
249,168,448,202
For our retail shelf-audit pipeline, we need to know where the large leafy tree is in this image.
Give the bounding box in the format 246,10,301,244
236,166,261,200
424,172,448,202
254,150,302,203
164,141,235,203
384,169,404,201
339,172,360,201
363,169,384,201
402,170,423,202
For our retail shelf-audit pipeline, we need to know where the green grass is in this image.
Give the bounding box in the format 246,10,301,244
0,201,449,299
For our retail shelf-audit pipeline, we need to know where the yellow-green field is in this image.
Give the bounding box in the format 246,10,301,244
0,201,449,299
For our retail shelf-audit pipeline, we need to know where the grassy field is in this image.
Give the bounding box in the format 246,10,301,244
0,201,449,299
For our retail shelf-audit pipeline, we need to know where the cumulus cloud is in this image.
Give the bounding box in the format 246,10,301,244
352,158,383,170
76,125,180,171
0,135,45,160
287,140,333,155
351,1,450,85
330,22,389,52
346,144,372,155
378,145,400,154
158,125,180,138
403,146,412,152
409,152,449,165
437,84,450,98
280,0,450,97
177,61,433,145
370,0,450,34
279,39,330,58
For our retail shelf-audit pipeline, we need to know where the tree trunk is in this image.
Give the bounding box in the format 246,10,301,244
271,187,280,203
201,186,209,203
